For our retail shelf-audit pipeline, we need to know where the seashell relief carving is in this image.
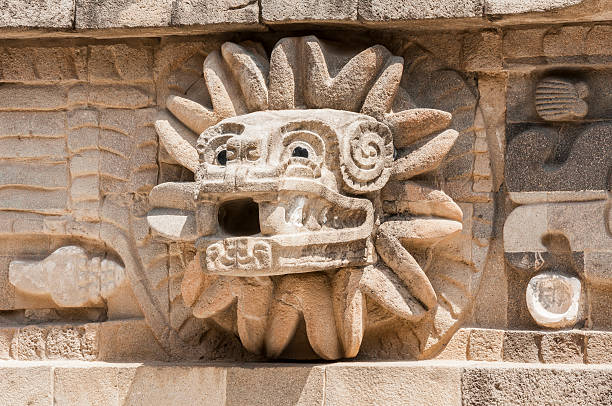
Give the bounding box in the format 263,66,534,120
535,77,588,122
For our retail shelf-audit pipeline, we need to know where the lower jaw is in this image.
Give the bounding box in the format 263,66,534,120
195,235,376,277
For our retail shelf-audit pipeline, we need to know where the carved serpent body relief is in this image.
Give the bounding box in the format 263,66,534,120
148,36,476,360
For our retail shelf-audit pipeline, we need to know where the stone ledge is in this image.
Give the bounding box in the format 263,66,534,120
1,360,612,405
0,0,608,38
437,328,612,364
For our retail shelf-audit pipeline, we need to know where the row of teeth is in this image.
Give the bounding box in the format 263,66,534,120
269,195,365,231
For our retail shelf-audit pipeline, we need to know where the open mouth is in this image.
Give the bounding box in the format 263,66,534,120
146,180,376,277
196,188,375,276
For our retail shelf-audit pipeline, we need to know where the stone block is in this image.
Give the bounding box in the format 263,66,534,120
0,0,74,28
463,31,502,72
585,332,612,364
462,365,612,405
325,363,462,405
358,0,484,20
0,112,66,139
97,319,168,361
0,327,17,359
585,251,612,287
468,329,504,361
503,204,547,253
119,365,225,405
0,256,15,310
16,325,47,360
502,331,541,363
89,44,154,82
173,0,260,26
0,366,53,406
540,332,585,364
262,0,357,22
435,328,469,360
485,0,583,15
0,85,68,111
0,46,87,81
76,0,172,29
54,367,120,405
226,365,324,405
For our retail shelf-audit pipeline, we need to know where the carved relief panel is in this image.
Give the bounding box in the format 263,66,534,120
504,67,612,330
0,35,494,361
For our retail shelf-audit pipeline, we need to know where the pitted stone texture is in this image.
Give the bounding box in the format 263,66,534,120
172,0,260,26
0,0,74,28
262,0,357,22
358,0,484,20
0,366,52,406
76,0,172,29
325,364,462,405
485,0,584,14
463,365,612,405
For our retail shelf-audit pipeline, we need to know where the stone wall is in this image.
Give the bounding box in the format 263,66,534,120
0,0,610,404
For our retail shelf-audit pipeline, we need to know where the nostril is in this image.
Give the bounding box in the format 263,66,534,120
218,198,261,236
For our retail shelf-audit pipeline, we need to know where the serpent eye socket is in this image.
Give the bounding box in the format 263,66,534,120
216,150,227,165
292,146,309,159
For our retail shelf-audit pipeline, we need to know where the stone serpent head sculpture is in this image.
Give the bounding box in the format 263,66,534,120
148,36,465,360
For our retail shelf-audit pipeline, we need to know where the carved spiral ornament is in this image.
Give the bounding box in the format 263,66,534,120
341,120,394,194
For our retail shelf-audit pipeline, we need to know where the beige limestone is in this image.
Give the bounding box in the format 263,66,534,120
172,0,260,26
0,0,74,28
0,365,53,406
145,35,479,360
76,0,173,29
358,0,484,20
0,9,610,405
262,0,357,22
324,363,463,405
485,0,584,14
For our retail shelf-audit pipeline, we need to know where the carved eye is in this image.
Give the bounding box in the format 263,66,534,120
292,146,309,159
216,150,227,165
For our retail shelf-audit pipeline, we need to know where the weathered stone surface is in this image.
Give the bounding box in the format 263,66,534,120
325,363,462,405
467,329,503,361
485,0,584,15
226,365,324,405
76,0,172,29
0,366,53,406
97,319,168,361
586,332,612,364
463,365,612,405
540,332,585,364
358,0,484,20
147,35,479,361
0,0,74,28
173,0,260,26
502,331,541,363
262,0,357,22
